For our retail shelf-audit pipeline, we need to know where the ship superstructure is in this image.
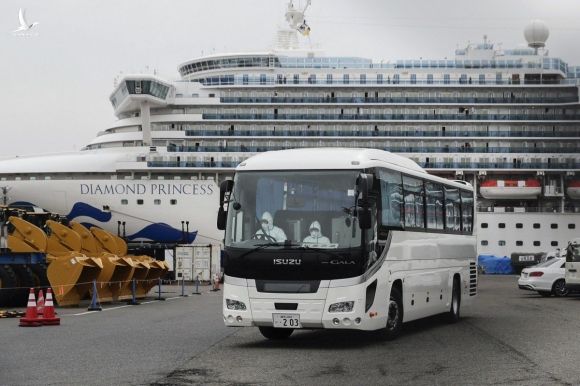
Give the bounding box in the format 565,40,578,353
0,4,578,257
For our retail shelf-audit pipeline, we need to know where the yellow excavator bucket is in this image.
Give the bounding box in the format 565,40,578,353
69,221,101,255
119,258,150,300
47,254,103,306
7,216,47,253
91,254,136,303
45,220,82,256
113,235,128,256
132,256,169,297
90,227,119,255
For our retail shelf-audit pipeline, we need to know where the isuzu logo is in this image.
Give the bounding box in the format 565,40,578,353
273,258,302,265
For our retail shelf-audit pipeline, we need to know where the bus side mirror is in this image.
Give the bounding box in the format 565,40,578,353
356,173,373,230
217,180,234,230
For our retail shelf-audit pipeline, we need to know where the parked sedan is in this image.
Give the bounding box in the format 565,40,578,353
518,257,568,297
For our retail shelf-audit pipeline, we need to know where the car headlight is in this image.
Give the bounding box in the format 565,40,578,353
328,301,354,313
226,299,246,311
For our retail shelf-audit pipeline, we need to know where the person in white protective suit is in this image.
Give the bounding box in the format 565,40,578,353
255,211,287,242
302,221,331,245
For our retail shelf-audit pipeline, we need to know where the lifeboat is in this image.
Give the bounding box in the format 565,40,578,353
567,180,580,199
480,179,541,199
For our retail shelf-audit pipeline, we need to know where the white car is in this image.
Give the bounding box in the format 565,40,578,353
518,257,568,297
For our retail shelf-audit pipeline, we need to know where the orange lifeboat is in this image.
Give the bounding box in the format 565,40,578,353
480,179,541,199
567,180,580,199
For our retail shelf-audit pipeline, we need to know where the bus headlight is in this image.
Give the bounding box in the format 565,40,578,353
328,301,354,313
226,299,247,311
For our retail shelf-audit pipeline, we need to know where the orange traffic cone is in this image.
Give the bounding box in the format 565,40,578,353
36,289,45,316
40,288,60,326
19,288,41,327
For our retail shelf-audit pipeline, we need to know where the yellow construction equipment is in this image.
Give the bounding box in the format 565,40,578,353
46,254,103,306
44,220,104,306
7,216,48,253
5,213,168,306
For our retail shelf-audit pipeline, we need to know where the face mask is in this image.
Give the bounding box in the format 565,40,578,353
310,229,319,238
262,222,269,232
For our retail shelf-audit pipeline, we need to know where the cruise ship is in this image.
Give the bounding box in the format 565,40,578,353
0,2,578,259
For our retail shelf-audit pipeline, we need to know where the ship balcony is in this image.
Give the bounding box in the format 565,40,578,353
167,145,578,155
220,96,579,104
201,113,580,121
185,129,580,138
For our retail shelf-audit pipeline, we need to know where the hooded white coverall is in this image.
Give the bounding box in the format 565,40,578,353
255,211,287,242
302,221,331,245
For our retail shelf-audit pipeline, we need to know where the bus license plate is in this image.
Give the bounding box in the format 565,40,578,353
273,314,301,328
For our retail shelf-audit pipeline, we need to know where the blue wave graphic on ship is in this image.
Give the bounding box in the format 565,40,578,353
67,202,112,223
127,222,197,243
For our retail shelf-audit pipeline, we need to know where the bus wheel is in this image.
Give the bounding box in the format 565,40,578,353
384,286,403,340
552,279,568,297
447,277,461,323
258,326,294,340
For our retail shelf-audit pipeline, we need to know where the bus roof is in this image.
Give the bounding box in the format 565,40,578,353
236,148,473,191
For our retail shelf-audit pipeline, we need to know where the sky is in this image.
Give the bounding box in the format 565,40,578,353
1,0,579,157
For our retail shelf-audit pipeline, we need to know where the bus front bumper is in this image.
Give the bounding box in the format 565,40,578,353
222,279,389,331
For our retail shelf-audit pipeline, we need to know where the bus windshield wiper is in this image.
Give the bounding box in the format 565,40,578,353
238,241,303,259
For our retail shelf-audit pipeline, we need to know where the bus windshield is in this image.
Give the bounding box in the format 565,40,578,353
225,170,362,249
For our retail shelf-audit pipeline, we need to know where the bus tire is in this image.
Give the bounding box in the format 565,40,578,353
384,286,403,341
258,326,294,340
447,276,461,323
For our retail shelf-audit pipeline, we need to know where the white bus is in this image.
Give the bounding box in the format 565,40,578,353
217,148,477,340
565,239,580,293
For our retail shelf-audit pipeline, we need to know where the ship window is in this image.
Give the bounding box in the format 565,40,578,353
121,199,128,205
516,241,523,246
293,74,299,84
533,223,540,229
137,199,144,205
170,199,177,205
427,74,433,84
360,74,366,84
481,223,488,228
410,74,417,84
498,223,505,228
569,224,576,229
516,223,523,229
551,223,558,229
343,74,349,84
443,74,450,84
551,241,559,247
498,240,506,246
154,199,161,205
533,241,541,246
481,240,488,246
326,74,333,84
377,74,383,84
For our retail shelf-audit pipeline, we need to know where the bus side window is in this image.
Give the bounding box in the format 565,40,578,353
403,176,425,229
426,182,444,230
378,169,403,228
460,190,474,234
444,187,461,232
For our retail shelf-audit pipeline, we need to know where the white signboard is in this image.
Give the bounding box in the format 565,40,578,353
193,246,211,282
175,246,193,281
